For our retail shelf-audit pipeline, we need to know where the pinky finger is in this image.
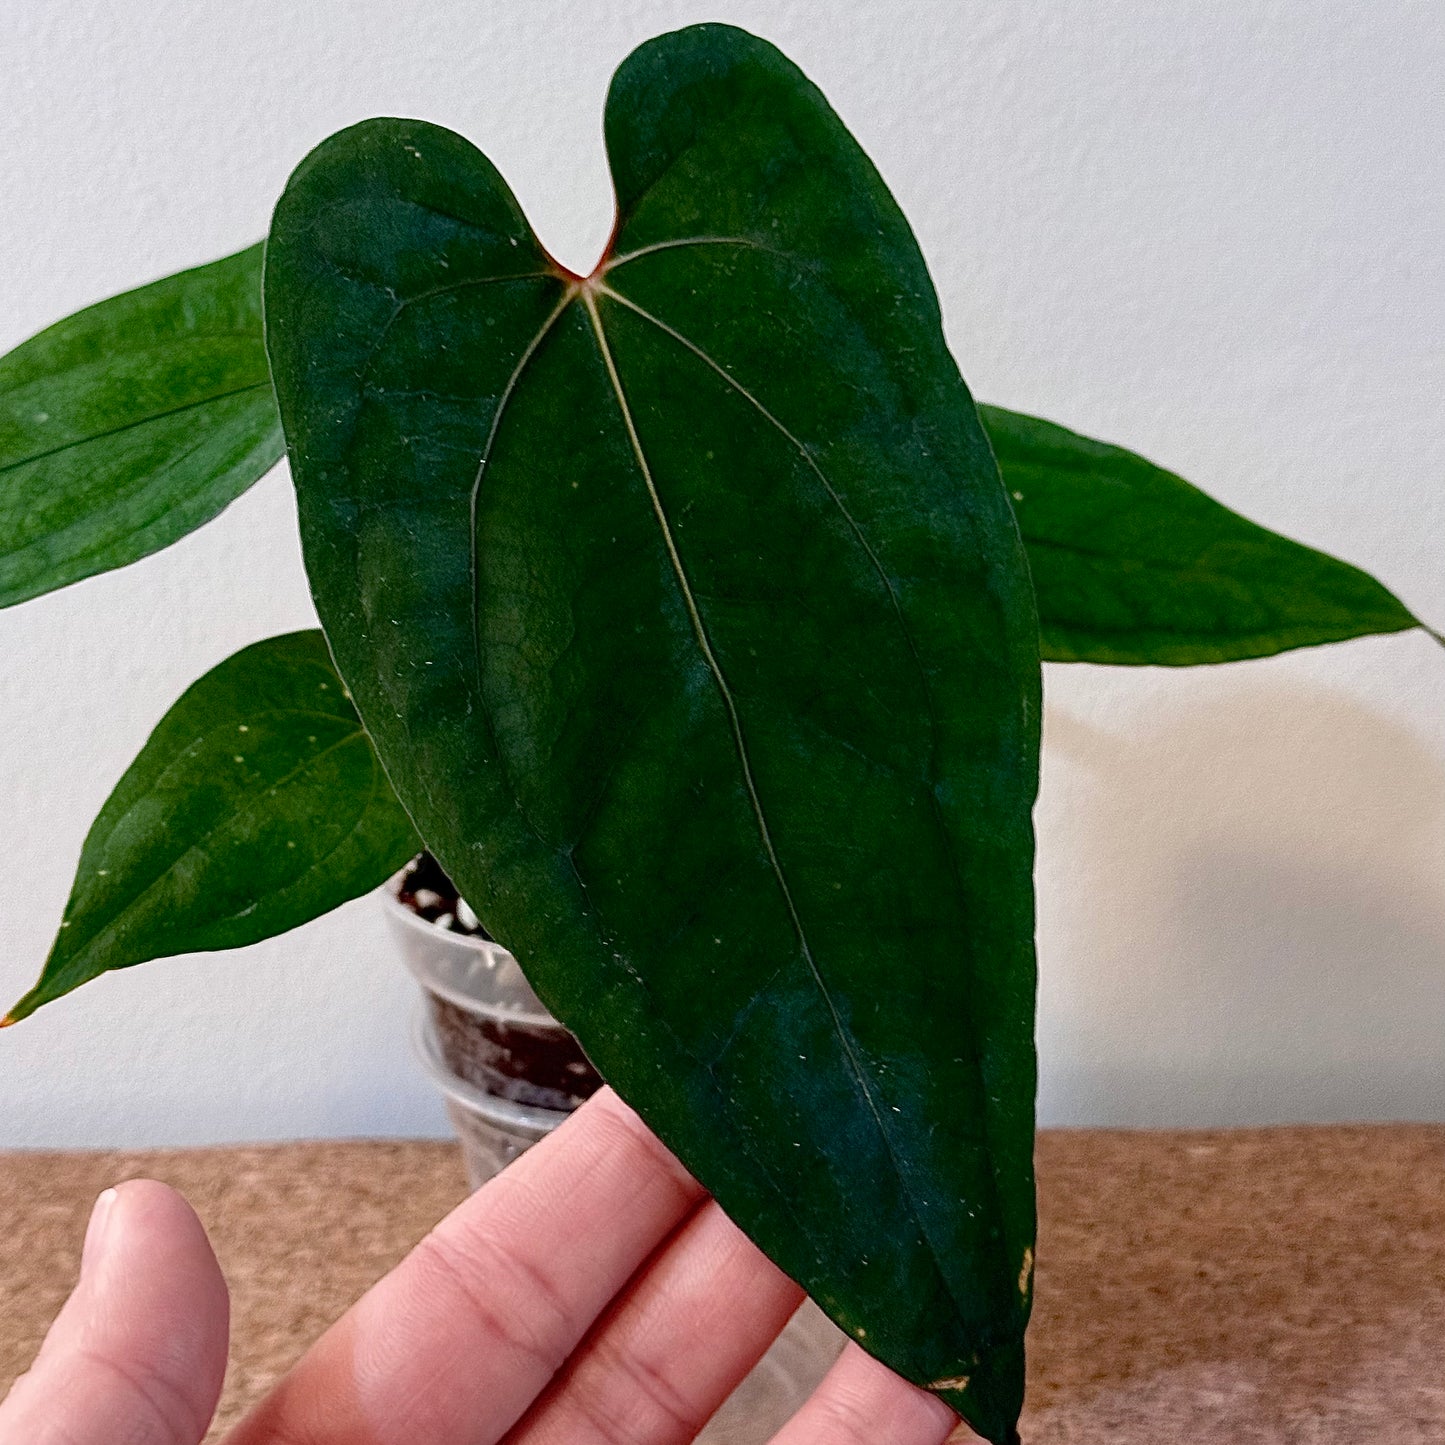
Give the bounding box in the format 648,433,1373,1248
769,1344,959,1445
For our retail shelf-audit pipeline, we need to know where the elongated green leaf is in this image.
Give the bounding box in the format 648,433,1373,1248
3,630,418,1025
0,244,283,608
980,405,1423,665
266,24,1039,1441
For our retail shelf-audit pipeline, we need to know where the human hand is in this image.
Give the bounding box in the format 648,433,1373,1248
0,1089,960,1445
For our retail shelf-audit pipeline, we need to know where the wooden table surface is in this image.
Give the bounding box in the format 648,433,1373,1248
2,1127,1441,1442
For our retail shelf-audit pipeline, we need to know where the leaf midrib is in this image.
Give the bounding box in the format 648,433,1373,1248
60,713,363,969
1028,531,1410,621
0,379,275,481
0,423,280,585
591,277,1015,1250
577,286,995,1339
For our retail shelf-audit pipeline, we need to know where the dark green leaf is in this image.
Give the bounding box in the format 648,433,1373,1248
0,244,282,609
265,24,1039,1441
981,404,1423,665
3,630,418,1025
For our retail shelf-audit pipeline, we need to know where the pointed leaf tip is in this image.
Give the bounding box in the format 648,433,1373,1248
980,404,1422,665
14,631,419,1020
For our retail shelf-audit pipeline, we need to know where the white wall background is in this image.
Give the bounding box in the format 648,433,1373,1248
1,1,1441,1146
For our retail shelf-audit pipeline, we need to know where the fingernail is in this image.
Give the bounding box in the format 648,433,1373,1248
81,1187,119,1278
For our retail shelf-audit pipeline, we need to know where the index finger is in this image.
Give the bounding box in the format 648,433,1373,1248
224,1088,704,1445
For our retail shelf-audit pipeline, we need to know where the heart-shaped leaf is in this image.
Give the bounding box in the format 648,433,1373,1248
3,630,418,1024
266,25,1039,1439
0,244,283,609
982,405,1428,664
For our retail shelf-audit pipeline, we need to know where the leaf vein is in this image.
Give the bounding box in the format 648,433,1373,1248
0,380,274,481
591,280,1011,1332
468,288,577,699
582,287,945,1256
59,729,365,976
604,235,779,271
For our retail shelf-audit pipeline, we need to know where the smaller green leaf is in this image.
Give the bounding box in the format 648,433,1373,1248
0,243,282,609
981,405,1426,665
3,630,418,1025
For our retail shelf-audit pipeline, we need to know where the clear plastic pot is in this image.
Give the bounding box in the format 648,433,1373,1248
382,874,600,1111
411,1002,568,1187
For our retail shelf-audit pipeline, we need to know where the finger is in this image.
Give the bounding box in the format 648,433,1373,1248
508,1199,804,1445
225,1087,705,1445
0,1179,229,1445
769,1343,958,1445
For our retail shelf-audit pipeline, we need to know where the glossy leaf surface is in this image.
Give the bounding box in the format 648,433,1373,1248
4,630,418,1024
0,244,283,608
266,24,1039,1440
982,405,1422,665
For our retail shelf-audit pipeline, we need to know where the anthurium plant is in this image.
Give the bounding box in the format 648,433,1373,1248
1,25,1432,1444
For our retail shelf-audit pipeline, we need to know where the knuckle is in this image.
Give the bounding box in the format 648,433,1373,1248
412,1225,575,1379
72,1344,205,1445
575,1338,712,1445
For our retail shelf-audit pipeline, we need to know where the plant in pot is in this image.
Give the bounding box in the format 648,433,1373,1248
1,24,1434,1445
388,850,604,1162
